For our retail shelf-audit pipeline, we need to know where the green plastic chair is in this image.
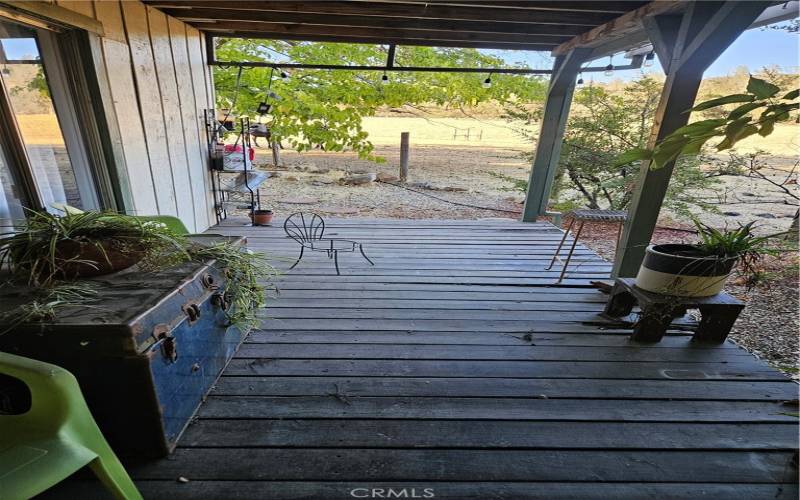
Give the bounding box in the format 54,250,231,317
0,352,143,500
135,215,190,235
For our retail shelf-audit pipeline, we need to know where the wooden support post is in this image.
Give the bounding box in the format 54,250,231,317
521,48,591,222
613,1,771,277
399,131,409,182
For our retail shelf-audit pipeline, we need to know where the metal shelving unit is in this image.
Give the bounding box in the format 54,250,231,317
204,110,269,224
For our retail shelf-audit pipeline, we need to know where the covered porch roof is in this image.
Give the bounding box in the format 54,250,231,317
142,0,796,278
145,0,659,52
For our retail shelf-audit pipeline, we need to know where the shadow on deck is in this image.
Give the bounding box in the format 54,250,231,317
48,217,798,499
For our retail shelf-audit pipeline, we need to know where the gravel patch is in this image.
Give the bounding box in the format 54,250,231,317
727,276,799,377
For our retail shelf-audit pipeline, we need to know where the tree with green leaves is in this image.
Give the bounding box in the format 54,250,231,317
212,39,547,161
502,75,724,215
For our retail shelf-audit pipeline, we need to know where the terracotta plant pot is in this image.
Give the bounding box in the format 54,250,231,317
252,209,274,226
635,244,737,297
53,239,146,279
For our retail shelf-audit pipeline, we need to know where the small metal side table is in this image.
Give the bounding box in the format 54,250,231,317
547,209,627,284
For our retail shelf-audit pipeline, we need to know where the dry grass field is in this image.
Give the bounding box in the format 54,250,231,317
15,114,65,145
359,116,798,155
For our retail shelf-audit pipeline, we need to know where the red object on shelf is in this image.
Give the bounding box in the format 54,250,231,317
223,144,255,161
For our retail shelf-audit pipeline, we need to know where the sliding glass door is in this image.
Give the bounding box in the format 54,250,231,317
0,18,100,221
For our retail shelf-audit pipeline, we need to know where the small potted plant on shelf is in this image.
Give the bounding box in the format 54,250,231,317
636,220,785,297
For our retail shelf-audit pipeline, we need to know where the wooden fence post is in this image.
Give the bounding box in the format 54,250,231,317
270,140,281,167
400,132,409,182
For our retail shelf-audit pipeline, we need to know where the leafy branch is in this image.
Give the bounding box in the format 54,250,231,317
615,76,799,169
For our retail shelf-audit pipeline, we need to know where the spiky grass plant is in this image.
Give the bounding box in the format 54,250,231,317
187,242,277,331
693,219,788,284
0,210,277,332
0,211,185,286
0,282,100,334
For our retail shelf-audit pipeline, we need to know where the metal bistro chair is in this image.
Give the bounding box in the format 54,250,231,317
284,212,374,275
547,209,628,284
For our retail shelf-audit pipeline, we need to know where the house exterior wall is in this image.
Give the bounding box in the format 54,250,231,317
56,0,215,231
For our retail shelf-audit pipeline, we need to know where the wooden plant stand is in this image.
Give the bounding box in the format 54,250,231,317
603,278,744,344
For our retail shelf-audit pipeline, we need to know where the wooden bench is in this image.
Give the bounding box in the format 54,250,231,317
603,278,744,344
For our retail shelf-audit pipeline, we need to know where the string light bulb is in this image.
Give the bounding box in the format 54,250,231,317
644,51,655,67
482,74,492,89
576,73,584,86
604,56,614,76
280,70,289,80
381,71,389,85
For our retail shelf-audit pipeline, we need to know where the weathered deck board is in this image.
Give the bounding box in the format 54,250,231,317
223,358,786,379
181,420,799,448
49,218,798,499
126,449,796,482
210,376,798,400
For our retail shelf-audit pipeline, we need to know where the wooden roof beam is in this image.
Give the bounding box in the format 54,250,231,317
162,8,591,36
146,1,619,26
552,0,685,56
189,21,572,45
206,30,557,51
349,1,642,14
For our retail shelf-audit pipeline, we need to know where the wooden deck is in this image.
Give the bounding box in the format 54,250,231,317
53,218,797,499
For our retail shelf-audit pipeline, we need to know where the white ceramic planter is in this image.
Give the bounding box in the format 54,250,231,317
635,244,737,297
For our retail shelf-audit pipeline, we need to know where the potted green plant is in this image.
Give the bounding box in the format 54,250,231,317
636,220,785,297
0,209,276,331
0,211,183,285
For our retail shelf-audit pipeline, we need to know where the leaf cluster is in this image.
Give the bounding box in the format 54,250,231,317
0,282,100,335
614,76,799,169
692,219,788,281
186,243,277,331
213,39,547,160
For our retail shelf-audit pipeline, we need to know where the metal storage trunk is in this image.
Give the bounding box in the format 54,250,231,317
0,237,248,457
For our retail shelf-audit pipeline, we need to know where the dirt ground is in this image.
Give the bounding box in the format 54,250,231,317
252,118,798,234
255,144,527,219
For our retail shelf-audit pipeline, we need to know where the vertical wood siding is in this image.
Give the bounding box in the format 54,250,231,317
57,0,214,231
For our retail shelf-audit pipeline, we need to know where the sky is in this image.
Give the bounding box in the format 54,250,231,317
0,37,39,60
488,23,799,83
